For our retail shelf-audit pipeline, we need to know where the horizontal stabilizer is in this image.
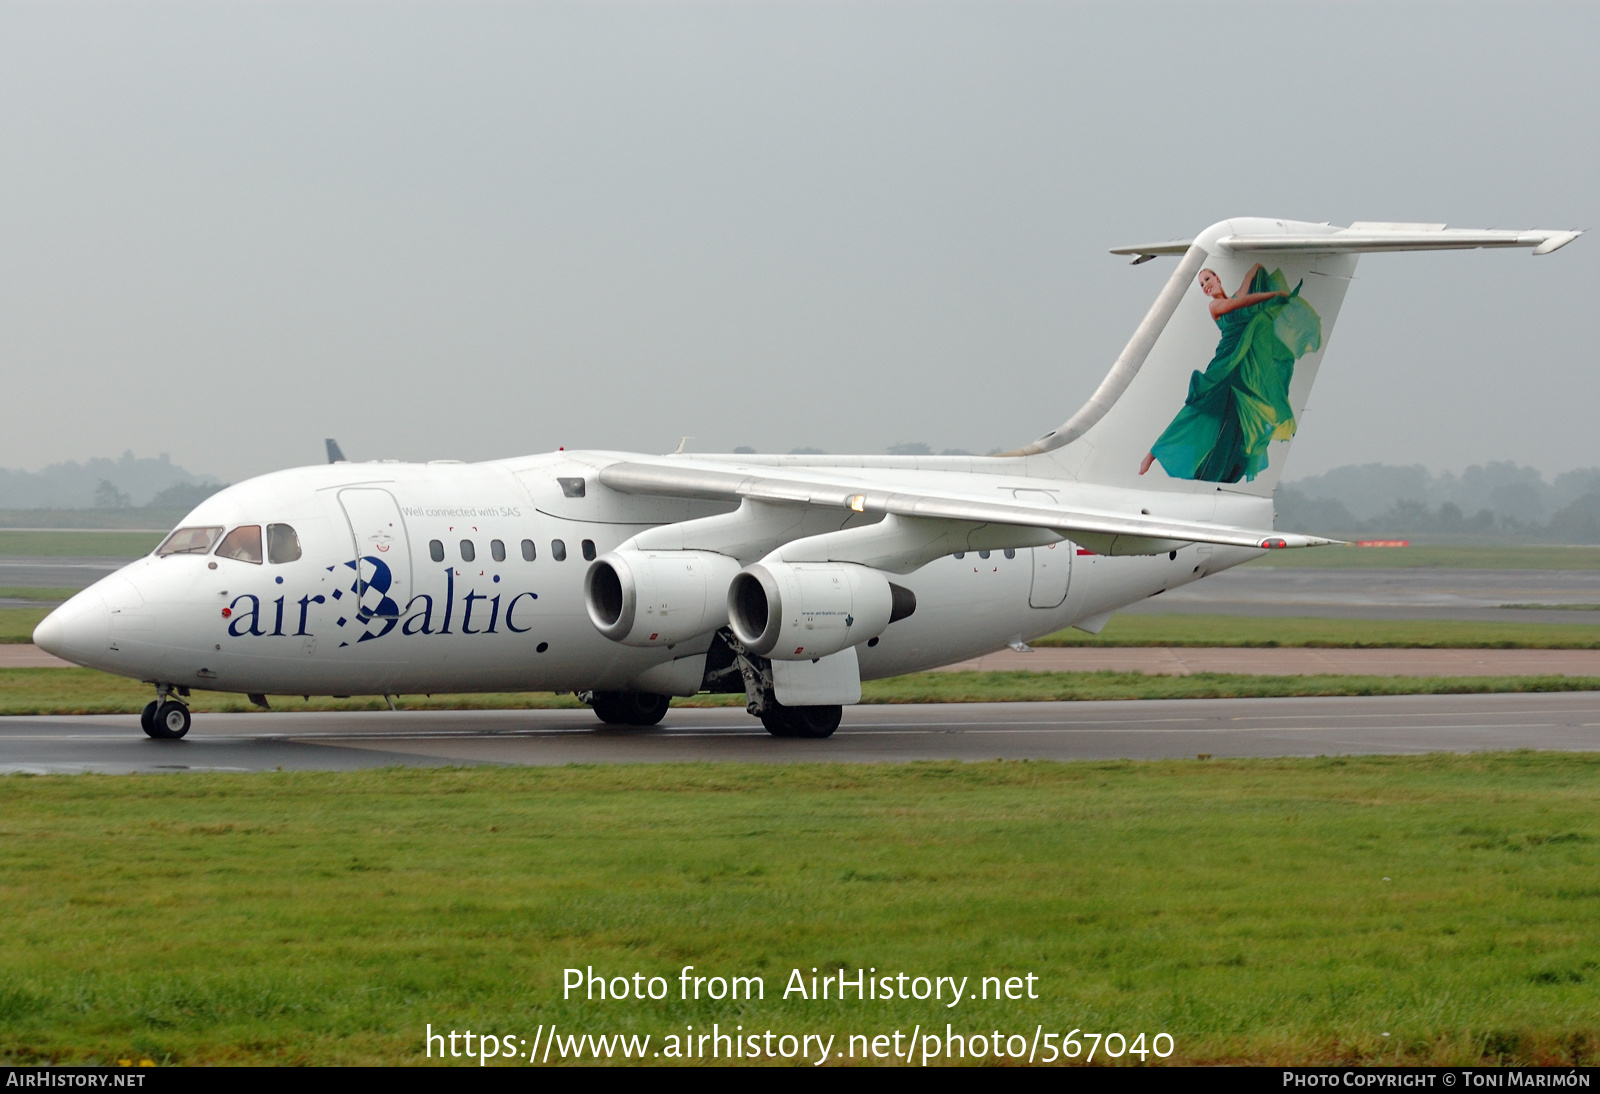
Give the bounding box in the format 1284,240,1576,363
1109,239,1194,264
1221,225,1581,255
1113,224,1581,262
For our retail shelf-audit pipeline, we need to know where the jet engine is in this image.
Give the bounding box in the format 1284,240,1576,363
584,550,742,647
727,561,915,661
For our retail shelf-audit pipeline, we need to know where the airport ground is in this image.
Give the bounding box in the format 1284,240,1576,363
1,692,1597,773
2,536,1598,1066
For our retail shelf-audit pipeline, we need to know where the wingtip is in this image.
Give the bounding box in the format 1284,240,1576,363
1532,230,1583,256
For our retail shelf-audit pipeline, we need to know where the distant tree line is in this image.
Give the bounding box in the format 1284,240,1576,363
1276,462,1600,543
0,451,220,509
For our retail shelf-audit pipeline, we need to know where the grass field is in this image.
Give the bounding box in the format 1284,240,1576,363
3,667,1600,717
0,530,163,558
0,608,49,643
1034,614,1600,649
1244,544,1600,569
0,756,1595,1066
0,588,77,603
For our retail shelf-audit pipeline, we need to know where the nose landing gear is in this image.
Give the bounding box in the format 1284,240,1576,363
141,686,192,740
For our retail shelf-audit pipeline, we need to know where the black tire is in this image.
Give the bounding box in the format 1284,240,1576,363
760,708,797,737
147,701,191,740
786,704,842,739
140,700,159,738
759,702,841,739
590,691,671,727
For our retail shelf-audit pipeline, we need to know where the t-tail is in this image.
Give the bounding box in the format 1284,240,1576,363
1006,217,1580,498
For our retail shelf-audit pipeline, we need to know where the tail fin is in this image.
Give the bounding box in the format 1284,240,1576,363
1014,217,1578,497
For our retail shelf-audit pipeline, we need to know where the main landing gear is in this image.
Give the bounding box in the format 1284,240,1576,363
711,629,842,740
585,691,672,727
140,685,191,740
759,701,842,739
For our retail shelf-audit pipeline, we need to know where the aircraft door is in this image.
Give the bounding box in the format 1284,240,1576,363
1028,542,1070,608
338,488,411,624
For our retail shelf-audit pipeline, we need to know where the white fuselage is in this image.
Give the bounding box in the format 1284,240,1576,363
36,452,1263,697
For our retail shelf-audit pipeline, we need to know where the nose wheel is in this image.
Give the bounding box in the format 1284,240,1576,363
141,698,192,740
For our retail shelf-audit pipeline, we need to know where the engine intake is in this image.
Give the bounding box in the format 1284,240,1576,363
584,550,742,646
727,561,913,661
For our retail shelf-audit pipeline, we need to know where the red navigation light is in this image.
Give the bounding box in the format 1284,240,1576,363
1261,537,1288,550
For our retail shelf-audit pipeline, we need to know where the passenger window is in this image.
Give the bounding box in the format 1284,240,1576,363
491,539,506,562
1003,548,1016,560
429,539,445,562
267,524,302,564
460,540,476,562
551,539,567,562
978,549,991,559
953,552,965,560
581,539,596,561
216,525,264,564
521,539,536,561
156,526,223,556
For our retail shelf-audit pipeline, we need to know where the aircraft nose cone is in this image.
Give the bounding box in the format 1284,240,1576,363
32,591,110,665
31,611,64,656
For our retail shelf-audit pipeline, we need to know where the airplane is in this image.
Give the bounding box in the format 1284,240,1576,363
32,217,1580,741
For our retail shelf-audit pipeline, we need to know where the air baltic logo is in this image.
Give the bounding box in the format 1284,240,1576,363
223,556,539,648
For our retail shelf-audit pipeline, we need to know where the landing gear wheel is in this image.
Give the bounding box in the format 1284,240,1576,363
140,701,159,738
589,691,671,727
786,704,841,739
759,703,841,739
760,709,798,738
146,701,191,740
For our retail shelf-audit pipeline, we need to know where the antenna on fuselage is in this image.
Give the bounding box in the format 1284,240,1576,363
326,438,348,464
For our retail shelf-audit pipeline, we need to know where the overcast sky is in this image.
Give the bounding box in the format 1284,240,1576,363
0,1,1594,483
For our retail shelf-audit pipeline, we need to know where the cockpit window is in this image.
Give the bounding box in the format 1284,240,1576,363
156,526,223,556
216,525,264,564
267,524,302,564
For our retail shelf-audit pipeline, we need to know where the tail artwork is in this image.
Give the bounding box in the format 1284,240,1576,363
1010,218,1580,497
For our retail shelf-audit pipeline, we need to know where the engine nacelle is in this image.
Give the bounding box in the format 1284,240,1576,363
584,550,742,647
727,561,914,661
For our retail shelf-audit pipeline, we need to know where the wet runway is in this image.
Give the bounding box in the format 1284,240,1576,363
0,557,126,607
0,556,126,588
4,693,1598,774
1124,567,1600,623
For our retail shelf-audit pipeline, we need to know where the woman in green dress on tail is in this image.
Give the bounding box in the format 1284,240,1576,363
1139,264,1322,483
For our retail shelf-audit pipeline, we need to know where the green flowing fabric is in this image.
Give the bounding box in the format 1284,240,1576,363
1150,268,1322,483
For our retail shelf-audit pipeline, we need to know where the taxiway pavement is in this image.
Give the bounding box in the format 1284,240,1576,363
1128,567,1600,624
941,647,1600,676
3,692,1597,774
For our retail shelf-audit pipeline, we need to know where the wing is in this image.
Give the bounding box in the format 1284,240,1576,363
599,459,1332,560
